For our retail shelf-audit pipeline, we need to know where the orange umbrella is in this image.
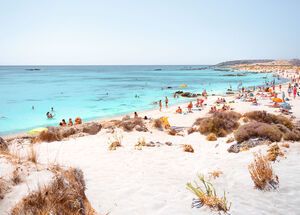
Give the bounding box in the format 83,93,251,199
272,98,283,103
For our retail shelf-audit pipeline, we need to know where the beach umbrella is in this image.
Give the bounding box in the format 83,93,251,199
280,102,291,110
27,127,48,135
272,98,283,103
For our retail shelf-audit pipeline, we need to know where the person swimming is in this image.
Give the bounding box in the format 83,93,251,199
68,118,73,126
46,112,53,119
61,119,67,126
75,117,82,125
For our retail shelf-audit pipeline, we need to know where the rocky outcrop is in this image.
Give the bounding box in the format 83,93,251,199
33,122,102,143
82,122,102,135
228,138,271,153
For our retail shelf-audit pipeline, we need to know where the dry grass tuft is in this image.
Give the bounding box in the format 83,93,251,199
283,129,300,141
242,117,249,123
187,175,231,213
226,137,235,143
0,177,9,199
267,144,284,161
11,167,22,185
196,111,241,137
109,141,121,151
209,170,223,179
11,167,96,215
248,153,279,190
234,122,282,143
134,137,146,150
108,132,123,150
32,129,62,143
244,111,294,130
27,145,38,163
281,143,290,148
206,133,217,141
183,144,194,153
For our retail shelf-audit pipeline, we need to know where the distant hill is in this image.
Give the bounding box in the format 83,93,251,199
290,59,300,66
216,59,275,67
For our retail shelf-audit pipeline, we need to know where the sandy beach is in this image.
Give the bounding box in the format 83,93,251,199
1,65,300,214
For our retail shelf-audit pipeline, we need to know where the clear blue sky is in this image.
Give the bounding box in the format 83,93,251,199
0,0,299,65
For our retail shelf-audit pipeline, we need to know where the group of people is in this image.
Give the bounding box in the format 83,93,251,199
59,117,82,127
158,96,169,111
46,107,55,119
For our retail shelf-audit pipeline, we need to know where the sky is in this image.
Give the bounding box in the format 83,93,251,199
0,0,299,65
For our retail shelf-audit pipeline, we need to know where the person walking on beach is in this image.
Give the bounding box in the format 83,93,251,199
282,91,285,102
165,97,169,108
288,85,292,97
159,100,162,111
293,86,297,99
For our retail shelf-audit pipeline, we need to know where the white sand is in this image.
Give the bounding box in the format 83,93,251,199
1,78,300,214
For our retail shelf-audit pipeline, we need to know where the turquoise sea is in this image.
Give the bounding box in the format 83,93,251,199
0,66,286,135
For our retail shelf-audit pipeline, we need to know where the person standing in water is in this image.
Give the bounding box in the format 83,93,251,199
159,100,162,111
165,97,169,108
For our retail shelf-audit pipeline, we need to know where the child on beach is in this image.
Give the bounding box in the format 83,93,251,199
134,112,138,118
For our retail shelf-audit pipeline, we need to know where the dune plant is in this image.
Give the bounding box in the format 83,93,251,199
248,153,279,190
134,137,146,150
244,111,294,130
195,111,241,137
186,175,231,213
206,133,217,141
11,168,96,215
209,170,223,179
11,167,22,185
27,145,38,163
234,122,282,143
183,144,194,153
267,144,284,162
108,132,123,150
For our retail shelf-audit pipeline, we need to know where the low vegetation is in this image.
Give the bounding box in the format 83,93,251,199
283,129,300,141
11,168,96,215
267,144,284,162
195,111,241,137
108,132,123,150
226,137,235,143
183,144,194,153
206,133,217,141
244,111,294,130
11,167,22,185
209,170,223,179
187,175,231,213
234,122,282,143
27,145,38,163
134,137,146,150
0,177,8,199
248,153,279,190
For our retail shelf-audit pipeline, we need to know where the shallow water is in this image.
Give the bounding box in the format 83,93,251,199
0,65,285,135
